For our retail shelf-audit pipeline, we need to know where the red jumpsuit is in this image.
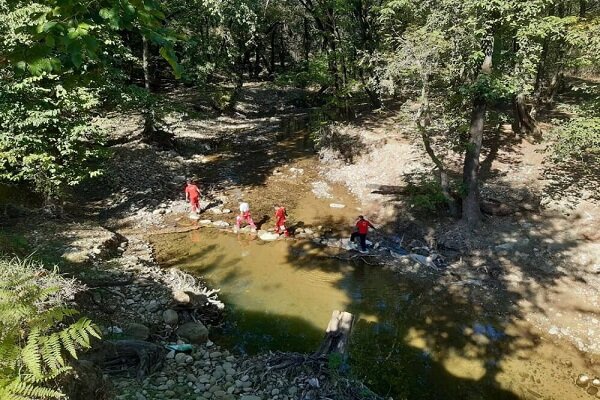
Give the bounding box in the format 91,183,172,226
185,184,201,212
274,207,289,236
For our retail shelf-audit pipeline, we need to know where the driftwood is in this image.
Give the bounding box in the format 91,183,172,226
314,310,355,359
87,340,165,380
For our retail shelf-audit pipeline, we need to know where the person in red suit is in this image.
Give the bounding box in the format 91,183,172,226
274,204,289,237
185,179,201,214
350,215,376,253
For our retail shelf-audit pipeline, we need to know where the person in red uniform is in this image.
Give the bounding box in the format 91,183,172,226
350,215,376,253
184,179,201,214
235,202,256,231
274,204,289,237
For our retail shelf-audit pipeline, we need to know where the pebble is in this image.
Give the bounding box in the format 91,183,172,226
329,203,345,208
175,352,188,365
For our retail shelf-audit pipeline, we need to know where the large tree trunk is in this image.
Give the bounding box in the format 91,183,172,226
462,96,486,225
461,36,494,226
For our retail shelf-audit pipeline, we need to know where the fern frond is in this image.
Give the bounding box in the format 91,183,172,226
58,330,77,359
21,327,43,379
40,333,65,371
8,378,65,398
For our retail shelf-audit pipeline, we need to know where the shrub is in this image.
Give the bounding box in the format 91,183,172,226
550,116,600,163
0,257,100,399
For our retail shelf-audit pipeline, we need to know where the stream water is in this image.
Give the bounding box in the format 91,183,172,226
151,228,589,400
149,115,591,399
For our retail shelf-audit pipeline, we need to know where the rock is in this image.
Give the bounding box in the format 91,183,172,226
177,321,209,344
271,388,280,396
135,393,147,400
212,221,230,228
146,300,159,312
258,231,280,241
495,242,515,251
210,208,223,214
153,209,165,215
240,396,262,400
175,352,188,365
222,209,231,214
125,323,150,340
166,350,175,359
163,309,179,325
173,290,191,304
329,203,345,208
174,175,186,183
577,374,590,387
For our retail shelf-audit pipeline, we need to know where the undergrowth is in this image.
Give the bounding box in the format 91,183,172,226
0,257,100,399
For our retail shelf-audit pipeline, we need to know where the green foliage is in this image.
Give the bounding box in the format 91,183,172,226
407,178,448,212
0,74,106,198
275,57,333,88
0,0,180,198
551,117,600,162
327,352,343,371
0,257,100,400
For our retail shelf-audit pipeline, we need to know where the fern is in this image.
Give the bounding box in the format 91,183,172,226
0,257,101,399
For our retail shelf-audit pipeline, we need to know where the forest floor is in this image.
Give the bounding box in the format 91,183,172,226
2,80,600,399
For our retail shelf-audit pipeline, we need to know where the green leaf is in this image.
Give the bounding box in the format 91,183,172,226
159,46,183,79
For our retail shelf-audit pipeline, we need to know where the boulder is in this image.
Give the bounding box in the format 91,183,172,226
176,321,209,344
258,231,280,241
125,323,150,340
163,309,179,326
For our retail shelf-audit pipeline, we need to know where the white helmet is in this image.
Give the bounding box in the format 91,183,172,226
239,202,250,212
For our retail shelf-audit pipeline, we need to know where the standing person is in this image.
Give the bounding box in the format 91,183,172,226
274,204,289,237
350,215,376,254
185,179,201,214
235,202,256,231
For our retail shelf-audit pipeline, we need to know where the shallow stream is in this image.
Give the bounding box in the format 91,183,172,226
151,228,591,400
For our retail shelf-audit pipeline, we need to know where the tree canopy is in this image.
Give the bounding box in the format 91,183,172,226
1,0,599,220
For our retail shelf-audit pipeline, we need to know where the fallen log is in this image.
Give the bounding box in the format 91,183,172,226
314,310,355,359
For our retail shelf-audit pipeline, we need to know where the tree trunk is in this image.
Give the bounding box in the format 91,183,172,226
303,17,310,63
142,35,156,140
580,0,587,17
462,96,486,225
270,28,276,73
417,80,458,216
461,36,494,226
514,93,542,138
